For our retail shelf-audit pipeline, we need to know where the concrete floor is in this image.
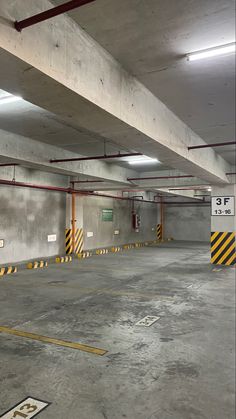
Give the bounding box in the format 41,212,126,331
0,242,235,419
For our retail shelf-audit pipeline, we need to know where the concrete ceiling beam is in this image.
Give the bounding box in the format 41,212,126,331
0,129,136,185
0,0,231,184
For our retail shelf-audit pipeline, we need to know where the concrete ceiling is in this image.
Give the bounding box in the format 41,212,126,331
0,0,234,184
0,88,169,172
51,0,235,164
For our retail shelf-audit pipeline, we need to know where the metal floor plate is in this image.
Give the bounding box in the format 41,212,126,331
135,315,160,327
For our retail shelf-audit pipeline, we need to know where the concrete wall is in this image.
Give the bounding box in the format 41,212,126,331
164,205,211,242
82,195,157,250
0,168,67,265
0,175,158,263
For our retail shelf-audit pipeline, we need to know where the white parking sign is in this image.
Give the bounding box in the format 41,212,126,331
211,196,235,216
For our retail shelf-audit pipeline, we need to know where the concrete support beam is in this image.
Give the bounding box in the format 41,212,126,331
0,0,231,185
0,129,136,185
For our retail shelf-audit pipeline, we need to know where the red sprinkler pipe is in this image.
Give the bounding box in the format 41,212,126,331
50,152,142,163
168,187,210,191
0,179,156,203
188,141,236,150
154,194,179,199
0,179,70,193
71,180,105,183
158,202,210,206
0,179,209,205
77,191,157,204
15,0,96,32
0,163,19,167
127,175,195,181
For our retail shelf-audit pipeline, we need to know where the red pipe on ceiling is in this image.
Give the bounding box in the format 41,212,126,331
78,191,157,204
15,0,96,32
0,163,19,167
168,187,210,191
127,175,195,181
50,152,142,164
71,180,105,183
0,179,70,193
0,179,155,203
77,191,208,205
159,202,210,206
188,141,236,150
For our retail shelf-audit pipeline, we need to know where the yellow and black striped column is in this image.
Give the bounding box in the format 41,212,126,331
65,228,84,255
157,224,162,241
65,228,73,255
211,231,236,265
74,228,84,254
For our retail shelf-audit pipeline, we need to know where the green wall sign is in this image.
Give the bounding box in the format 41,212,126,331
102,208,113,221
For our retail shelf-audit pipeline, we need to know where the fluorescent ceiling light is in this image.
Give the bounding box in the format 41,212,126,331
187,42,235,61
128,156,159,165
0,94,23,105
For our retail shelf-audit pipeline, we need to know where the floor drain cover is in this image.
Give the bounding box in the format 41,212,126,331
135,315,160,327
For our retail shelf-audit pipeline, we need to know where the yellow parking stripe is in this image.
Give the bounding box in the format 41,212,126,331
0,326,107,356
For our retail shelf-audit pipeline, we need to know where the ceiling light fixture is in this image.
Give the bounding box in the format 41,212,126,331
0,94,23,105
128,156,159,165
187,42,235,61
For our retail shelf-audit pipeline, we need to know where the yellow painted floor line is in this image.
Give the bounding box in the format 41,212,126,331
0,326,107,356
46,284,174,301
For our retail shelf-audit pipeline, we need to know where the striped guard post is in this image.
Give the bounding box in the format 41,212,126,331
66,228,84,255
211,231,236,265
96,249,108,255
75,228,84,254
77,251,92,259
65,228,73,255
27,261,48,269
55,256,72,263
157,224,162,241
0,266,17,277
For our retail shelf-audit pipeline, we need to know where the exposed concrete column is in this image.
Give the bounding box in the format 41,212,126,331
65,193,84,255
211,184,236,265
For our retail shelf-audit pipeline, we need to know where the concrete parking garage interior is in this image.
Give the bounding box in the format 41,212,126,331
0,1,235,419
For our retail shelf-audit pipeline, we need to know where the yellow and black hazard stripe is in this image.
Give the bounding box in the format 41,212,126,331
55,255,72,263
75,228,84,254
27,261,48,269
123,244,135,250
111,246,122,253
157,224,162,241
0,266,17,277
77,251,92,259
96,249,109,255
65,228,73,255
211,231,236,265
